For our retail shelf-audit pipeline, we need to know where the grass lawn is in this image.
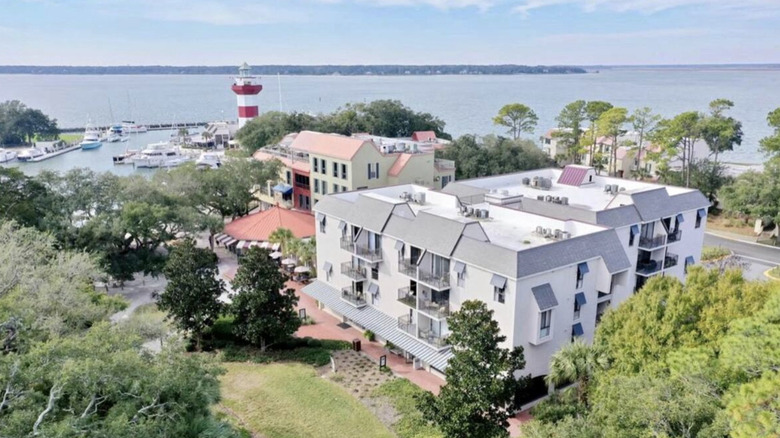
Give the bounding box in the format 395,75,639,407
219,362,395,438
374,379,443,438
59,133,83,144
770,266,780,281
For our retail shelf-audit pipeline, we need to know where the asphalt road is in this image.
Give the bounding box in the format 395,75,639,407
704,232,780,267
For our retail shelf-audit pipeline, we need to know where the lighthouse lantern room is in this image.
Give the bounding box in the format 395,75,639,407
231,62,263,128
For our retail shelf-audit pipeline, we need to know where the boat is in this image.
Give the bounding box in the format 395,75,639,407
104,124,124,143
113,149,139,165
0,148,17,163
16,148,45,162
122,121,148,134
132,142,190,168
195,151,222,169
80,125,103,150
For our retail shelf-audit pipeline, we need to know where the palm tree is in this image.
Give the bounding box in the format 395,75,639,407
295,238,316,268
201,130,214,149
545,339,608,407
268,227,295,255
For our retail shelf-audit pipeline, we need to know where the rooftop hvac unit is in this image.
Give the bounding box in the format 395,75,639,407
545,195,552,202
561,197,569,205
554,229,562,239
460,205,468,213
500,189,509,196
536,226,544,235
481,209,490,219
489,189,498,194
522,177,531,185
537,195,545,201
544,228,552,237
478,209,486,219
532,179,539,187
561,231,571,239
413,192,426,204
612,184,620,193
410,143,419,153
400,192,409,200
619,186,626,192
604,185,612,193
466,206,474,216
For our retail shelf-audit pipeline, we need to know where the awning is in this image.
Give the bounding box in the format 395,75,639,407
272,183,293,195
260,241,270,249
270,251,282,259
490,274,507,289
282,258,297,265
338,221,347,232
685,256,695,265
271,243,281,251
323,261,333,273
316,213,325,224
394,240,405,251
572,323,584,336
223,237,237,246
238,240,252,250
294,266,310,273
697,208,707,218
532,283,559,311
368,283,379,295
676,213,685,223
630,224,639,236
454,261,466,274
575,292,587,306
248,241,261,248
577,262,590,275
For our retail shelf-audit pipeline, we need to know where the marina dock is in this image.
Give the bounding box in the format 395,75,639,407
59,121,207,133
29,143,82,162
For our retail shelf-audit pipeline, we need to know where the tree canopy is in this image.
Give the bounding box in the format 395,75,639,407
759,107,780,158
435,134,552,180
719,157,780,226
0,100,59,145
492,103,538,140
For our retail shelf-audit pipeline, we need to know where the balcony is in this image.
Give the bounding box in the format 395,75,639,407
667,230,682,243
340,237,355,252
397,287,417,308
664,253,679,269
639,234,667,250
636,259,663,276
418,270,450,290
419,329,449,349
419,298,450,320
353,243,382,262
341,286,366,308
397,314,417,336
398,259,417,277
340,261,367,281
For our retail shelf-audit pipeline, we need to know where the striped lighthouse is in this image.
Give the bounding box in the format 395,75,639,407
231,62,263,128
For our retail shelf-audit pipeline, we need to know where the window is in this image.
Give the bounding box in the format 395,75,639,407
574,300,581,320
539,310,552,338
457,271,465,287
696,208,705,229
371,266,379,280
342,186,348,192
629,225,639,247
367,163,373,180
684,256,695,273
333,161,338,177
285,171,292,184
574,292,586,320
571,323,584,342
313,179,320,193
322,182,328,195
367,162,380,180
494,286,505,304
294,173,309,189
375,162,380,178
576,262,589,288
320,159,327,174
313,159,319,173
333,185,338,193
341,164,347,179
318,214,326,233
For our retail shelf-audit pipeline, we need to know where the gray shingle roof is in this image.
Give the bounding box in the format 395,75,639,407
440,182,489,204
313,196,354,221
349,196,396,233
532,283,559,310
383,215,413,240
630,188,709,222
452,237,519,277
402,211,468,256
596,206,643,228
302,280,454,370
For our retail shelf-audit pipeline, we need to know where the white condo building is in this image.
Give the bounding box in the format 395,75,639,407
302,165,710,379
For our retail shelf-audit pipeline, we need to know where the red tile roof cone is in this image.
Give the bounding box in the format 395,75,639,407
232,62,262,129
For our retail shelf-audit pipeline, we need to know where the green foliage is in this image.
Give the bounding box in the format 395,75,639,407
220,337,350,366
229,248,300,351
701,246,731,261
651,110,705,187
492,103,538,140
236,100,450,153
435,134,552,180
759,107,780,157
157,239,224,350
545,339,607,406
417,300,526,438
720,157,780,226
595,107,628,176
0,100,59,145
657,158,731,202
529,392,586,425
0,168,62,230
701,99,743,161
521,416,601,438
628,107,661,173
554,100,587,163
364,329,376,342
374,379,443,438
724,371,780,438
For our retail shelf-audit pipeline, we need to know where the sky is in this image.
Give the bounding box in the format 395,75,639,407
1,0,779,65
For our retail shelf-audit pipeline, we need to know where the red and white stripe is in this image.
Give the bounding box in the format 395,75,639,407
232,82,262,128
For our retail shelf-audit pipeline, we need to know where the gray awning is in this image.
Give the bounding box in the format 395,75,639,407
323,261,332,273
338,221,347,232
394,240,405,251
676,213,684,223
454,261,466,274
316,213,325,223
630,224,639,236
575,292,587,306
572,323,584,336
490,274,507,289
697,208,707,218
368,283,379,295
577,262,590,275
532,283,559,310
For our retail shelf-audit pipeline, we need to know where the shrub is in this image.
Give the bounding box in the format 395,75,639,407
374,379,443,438
701,246,730,261
529,392,586,424
364,329,376,342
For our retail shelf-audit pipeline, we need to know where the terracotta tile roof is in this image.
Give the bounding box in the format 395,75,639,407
412,131,437,142
252,150,310,173
290,130,369,160
223,207,315,242
389,153,413,177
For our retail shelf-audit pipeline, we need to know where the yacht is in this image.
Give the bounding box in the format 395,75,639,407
17,148,45,162
122,121,148,134
133,142,190,168
104,124,124,143
112,149,139,165
80,125,103,150
195,151,222,169
0,148,17,163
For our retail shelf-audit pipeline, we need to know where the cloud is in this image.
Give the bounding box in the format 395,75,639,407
512,0,780,17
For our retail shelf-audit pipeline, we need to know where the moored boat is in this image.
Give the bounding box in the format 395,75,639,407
122,121,148,134
0,148,17,163
17,148,45,162
195,151,222,169
80,124,103,150
132,142,190,168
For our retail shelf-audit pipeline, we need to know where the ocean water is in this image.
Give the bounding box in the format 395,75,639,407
1,68,778,175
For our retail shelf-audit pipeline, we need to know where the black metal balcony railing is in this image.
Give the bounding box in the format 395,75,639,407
419,329,449,349
397,287,417,307
341,286,366,307
398,259,417,277
664,254,679,269
639,234,667,249
339,237,355,252
354,243,382,262
418,298,450,319
340,261,367,281
397,314,416,336
636,260,663,276
667,230,683,243
418,270,450,290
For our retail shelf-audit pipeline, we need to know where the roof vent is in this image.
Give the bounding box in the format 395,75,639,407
604,185,612,193
412,192,426,204
536,226,544,235
554,229,562,239
522,177,531,185
561,197,569,205
561,231,571,239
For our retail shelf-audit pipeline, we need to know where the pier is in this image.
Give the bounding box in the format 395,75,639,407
29,143,82,162
59,121,208,133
